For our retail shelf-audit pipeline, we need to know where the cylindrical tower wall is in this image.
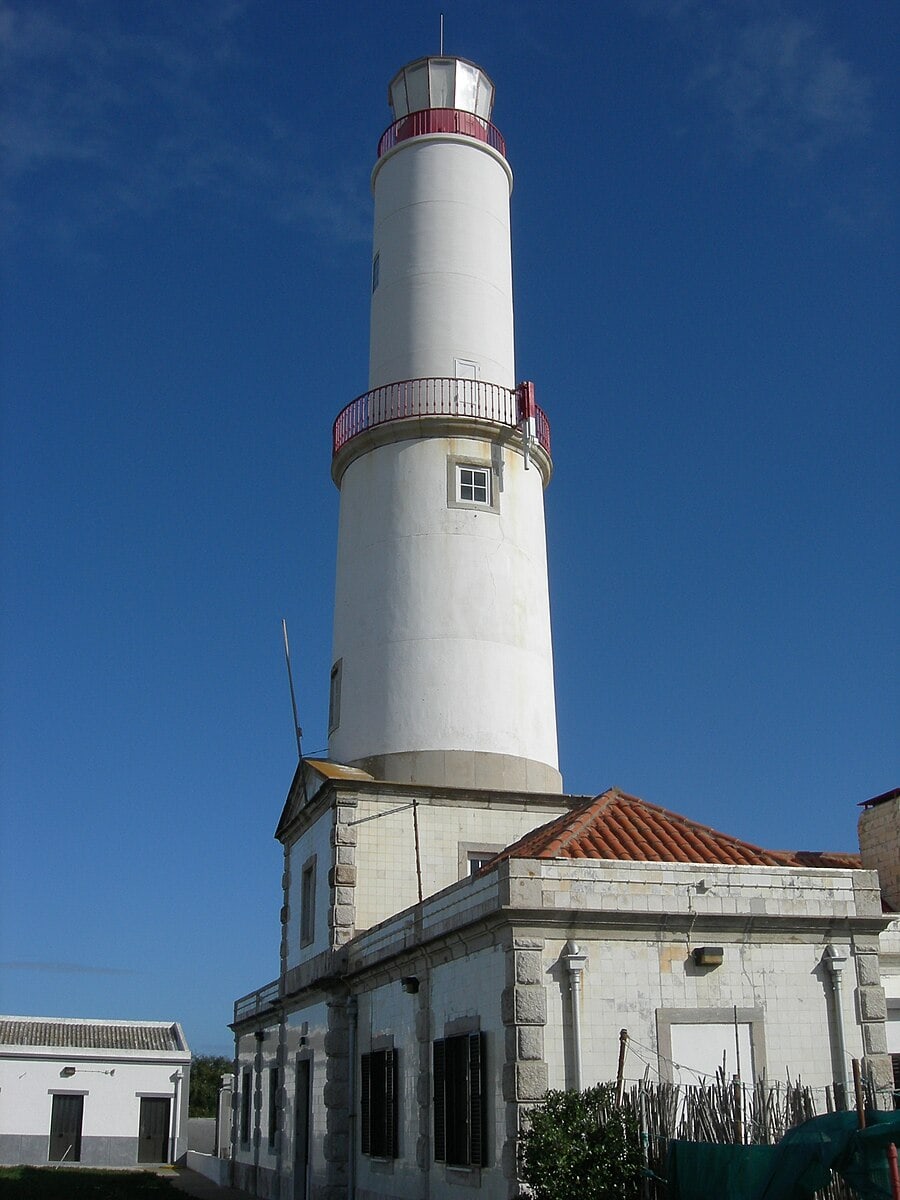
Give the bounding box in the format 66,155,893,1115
329,435,560,791
328,68,561,793
369,138,515,390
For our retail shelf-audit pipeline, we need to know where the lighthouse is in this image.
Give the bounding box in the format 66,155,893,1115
328,56,561,794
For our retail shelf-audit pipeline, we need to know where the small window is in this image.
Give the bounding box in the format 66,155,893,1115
372,252,380,292
458,466,490,505
467,851,495,876
433,1032,487,1167
268,1066,279,1148
329,660,342,733
240,1069,252,1145
360,1048,398,1157
300,857,316,947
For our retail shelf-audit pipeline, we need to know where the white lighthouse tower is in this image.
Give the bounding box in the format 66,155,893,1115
329,56,561,794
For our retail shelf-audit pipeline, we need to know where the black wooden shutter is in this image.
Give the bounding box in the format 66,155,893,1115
360,1052,371,1154
385,1048,397,1158
433,1039,446,1161
468,1032,486,1167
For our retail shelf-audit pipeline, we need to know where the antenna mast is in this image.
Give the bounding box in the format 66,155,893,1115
282,618,303,761
440,12,444,55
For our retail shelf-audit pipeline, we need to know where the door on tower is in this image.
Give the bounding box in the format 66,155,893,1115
138,1097,171,1163
48,1093,83,1162
454,358,479,416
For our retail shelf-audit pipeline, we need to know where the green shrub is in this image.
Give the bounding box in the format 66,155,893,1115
519,1083,642,1200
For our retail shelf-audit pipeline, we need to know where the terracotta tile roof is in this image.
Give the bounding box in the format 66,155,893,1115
489,789,860,870
0,1017,186,1052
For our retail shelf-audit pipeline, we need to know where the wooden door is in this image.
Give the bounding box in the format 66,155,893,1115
138,1097,171,1163
49,1094,83,1162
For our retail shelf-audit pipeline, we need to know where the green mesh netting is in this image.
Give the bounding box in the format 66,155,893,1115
667,1109,900,1200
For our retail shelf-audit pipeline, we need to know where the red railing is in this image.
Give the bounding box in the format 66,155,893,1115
378,108,506,159
332,377,551,458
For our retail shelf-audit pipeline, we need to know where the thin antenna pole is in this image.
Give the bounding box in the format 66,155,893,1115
282,618,303,761
440,13,444,55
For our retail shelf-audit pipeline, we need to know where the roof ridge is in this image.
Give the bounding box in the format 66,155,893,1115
551,788,621,853
623,795,798,863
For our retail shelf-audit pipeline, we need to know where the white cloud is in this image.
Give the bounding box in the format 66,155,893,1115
0,0,368,243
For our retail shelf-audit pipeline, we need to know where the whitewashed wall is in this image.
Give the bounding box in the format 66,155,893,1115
542,932,862,1094
0,1050,188,1166
369,138,515,390
284,808,335,971
330,435,559,784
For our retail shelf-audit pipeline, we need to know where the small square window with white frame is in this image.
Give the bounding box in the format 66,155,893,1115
457,465,490,505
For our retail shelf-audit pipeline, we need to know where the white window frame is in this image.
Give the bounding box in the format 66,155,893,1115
457,464,490,506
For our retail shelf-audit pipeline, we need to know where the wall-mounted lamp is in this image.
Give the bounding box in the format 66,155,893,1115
60,1066,76,1077
401,976,420,994
691,946,724,967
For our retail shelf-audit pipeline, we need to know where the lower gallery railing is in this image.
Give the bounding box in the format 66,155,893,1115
332,377,551,457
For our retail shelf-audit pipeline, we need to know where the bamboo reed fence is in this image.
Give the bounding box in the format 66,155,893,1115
621,1071,872,1199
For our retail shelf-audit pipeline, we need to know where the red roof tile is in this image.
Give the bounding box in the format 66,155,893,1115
490,789,860,870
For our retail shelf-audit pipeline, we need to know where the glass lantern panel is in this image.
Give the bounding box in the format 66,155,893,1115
429,59,455,109
389,76,409,118
404,60,429,114
474,75,494,119
455,61,479,113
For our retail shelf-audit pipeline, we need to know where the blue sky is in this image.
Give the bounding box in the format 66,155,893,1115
1,1,897,1055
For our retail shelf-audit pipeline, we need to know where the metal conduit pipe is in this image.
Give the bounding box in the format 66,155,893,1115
823,944,850,1108
563,941,588,1091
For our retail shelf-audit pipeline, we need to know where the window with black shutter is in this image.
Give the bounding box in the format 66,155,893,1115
433,1032,487,1167
240,1069,252,1145
360,1048,398,1157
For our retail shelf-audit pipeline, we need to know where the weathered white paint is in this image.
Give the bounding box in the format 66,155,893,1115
330,435,559,785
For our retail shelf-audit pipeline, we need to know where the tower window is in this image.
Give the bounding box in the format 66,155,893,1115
329,659,342,733
457,466,490,505
372,252,380,292
447,458,499,513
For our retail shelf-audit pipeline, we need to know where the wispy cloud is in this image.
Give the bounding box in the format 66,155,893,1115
695,13,873,163
0,0,368,243
0,961,139,976
633,0,884,229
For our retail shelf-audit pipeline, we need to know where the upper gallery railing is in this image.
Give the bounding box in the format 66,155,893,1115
332,377,551,458
377,108,506,159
